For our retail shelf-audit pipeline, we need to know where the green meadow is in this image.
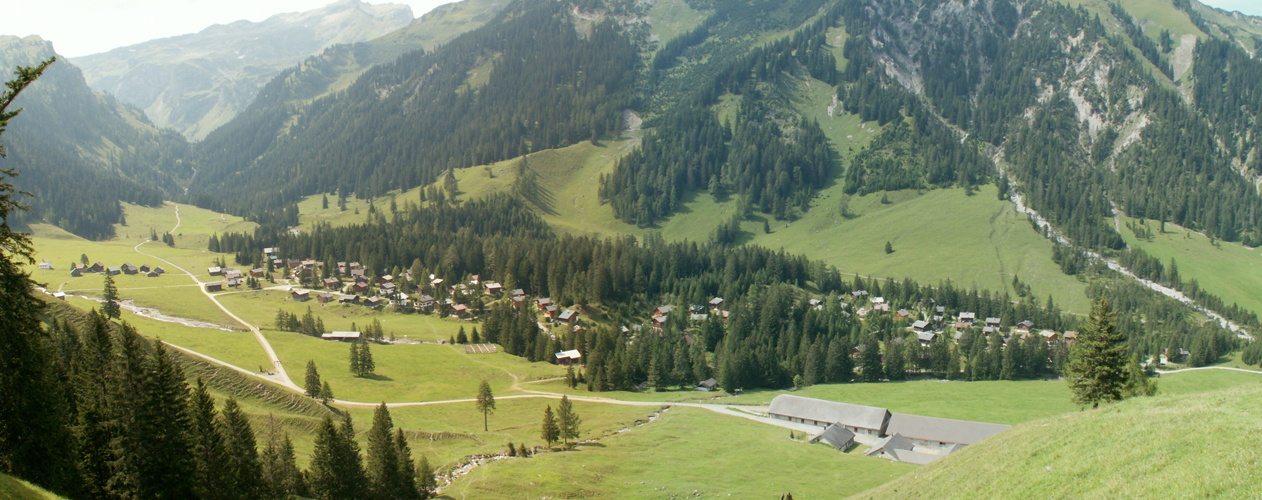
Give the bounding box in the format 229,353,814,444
444,406,916,499
1119,216,1262,319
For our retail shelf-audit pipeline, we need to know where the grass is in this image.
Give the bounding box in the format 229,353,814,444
852,382,1262,499
1119,216,1262,319
215,290,479,342
647,0,709,46
262,329,563,403
443,406,916,499
0,473,63,500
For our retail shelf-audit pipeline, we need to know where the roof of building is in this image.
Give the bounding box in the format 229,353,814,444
985,317,1001,324
912,320,929,329
916,332,937,343
698,377,718,389
768,395,889,431
885,413,1010,446
322,331,361,340
558,309,577,321
709,297,723,305
813,424,856,450
555,349,582,360
958,312,976,320
865,433,913,457
885,448,944,465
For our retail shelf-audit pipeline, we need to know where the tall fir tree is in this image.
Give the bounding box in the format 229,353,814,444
1068,300,1130,408
540,405,559,448
222,397,265,500
102,271,121,320
190,379,228,499
133,341,196,499
349,342,361,377
366,403,402,500
557,395,581,447
306,360,322,398
359,341,375,376
476,380,495,431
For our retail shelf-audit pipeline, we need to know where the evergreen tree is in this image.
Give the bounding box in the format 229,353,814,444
322,382,335,405
416,453,436,499
476,380,496,431
367,403,402,500
306,360,322,398
883,340,905,381
359,341,375,376
860,336,882,382
222,397,264,500
0,57,77,493
471,327,481,344
393,428,423,500
540,405,559,448
102,271,121,319
1121,352,1158,398
1067,300,1129,408
261,424,304,500
1001,337,1017,380
189,379,228,499
456,326,468,344
350,342,361,376
557,395,581,447
133,341,197,499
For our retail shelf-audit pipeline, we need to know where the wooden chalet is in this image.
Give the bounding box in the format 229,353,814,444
558,309,578,324
89,262,104,273
554,349,582,366
338,295,359,304
138,264,150,273
317,293,337,304
483,282,502,295
291,290,310,302
205,282,223,292
364,296,384,309
251,268,265,278
352,282,369,294
450,303,469,318
415,294,435,311
208,266,223,276
70,268,82,277
106,266,121,275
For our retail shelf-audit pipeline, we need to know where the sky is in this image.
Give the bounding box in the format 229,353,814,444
2,0,1261,58
0,0,453,58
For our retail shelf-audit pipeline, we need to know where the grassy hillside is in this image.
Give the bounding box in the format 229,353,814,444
1119,216,1262,319
852,382,1262,499
444,406,916,499
0,473,63,500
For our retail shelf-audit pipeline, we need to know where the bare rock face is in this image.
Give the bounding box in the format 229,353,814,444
71,0,414,140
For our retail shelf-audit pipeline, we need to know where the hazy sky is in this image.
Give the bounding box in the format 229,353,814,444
1,0,453,58
3,0,1261,58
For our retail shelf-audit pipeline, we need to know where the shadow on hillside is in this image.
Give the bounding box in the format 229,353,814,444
514,170,559,216
362,374,395,382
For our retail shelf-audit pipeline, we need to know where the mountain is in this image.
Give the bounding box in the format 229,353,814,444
71,0,414,140
853,382,1262,498
0,35,182,240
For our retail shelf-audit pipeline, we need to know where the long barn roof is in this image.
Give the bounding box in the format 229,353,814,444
886,413,1009,445
768,395,889,431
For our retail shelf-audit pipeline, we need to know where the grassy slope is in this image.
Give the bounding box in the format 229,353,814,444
646,0,708,44
852,382,1262,499
445,406,916,499
1119,216,1262,318
0,473,63,500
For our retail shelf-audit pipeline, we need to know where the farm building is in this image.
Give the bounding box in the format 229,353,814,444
38,260,53,270
697,378,718,391
864,434,943,465
321,331,361,342
364,297,384,310
317,293,337,303
884,413,1010,447
338,295,359,304
558,309,578,324
291,290,310,301
208,266,222,276
138,264,150,273
767,395,890,436
70,268,82,277
52,292,66,300
146,270,160,278
810,424,856,451
205,282,223,292
106,266,121,275
957,312,976,324
912,320,931,333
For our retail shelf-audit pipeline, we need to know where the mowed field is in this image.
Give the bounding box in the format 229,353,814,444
444,406,916,500
1119,216,1262,319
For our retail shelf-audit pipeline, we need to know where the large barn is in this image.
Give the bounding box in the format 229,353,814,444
767,395,890,436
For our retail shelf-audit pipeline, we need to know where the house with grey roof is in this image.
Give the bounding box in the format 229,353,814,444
885,413,1010,447
767,395,890,436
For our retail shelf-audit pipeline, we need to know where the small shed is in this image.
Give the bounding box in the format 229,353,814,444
697,378,718,391
364,296,384,309
811,424,856,451
317,293,337,303
38,260,54,270
208,266,222,276
321,331,362,342
291,290,310,301
205,282,223,292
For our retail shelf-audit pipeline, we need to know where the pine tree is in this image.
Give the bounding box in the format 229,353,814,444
476,380,496,431
1000,336,1017,380
1067,300,1129,408
884,241,894,254
359,341,375,376
102,271,121,319
416,453,436,499
557,395,581,447
860,336,882,382
541,405,560,448
0,58,77,490
350,342,361,376
322,381,335,405
222,397,264,499
306,360,322,398
261,424,304,500
73,311,116,498
322,194,330,209
1121,353,1158,397
367,403,401,500
133,341,197,499
471,327,481,344
883,340,905,381
456,326,468,344
190,379,228,499
394,428,423,500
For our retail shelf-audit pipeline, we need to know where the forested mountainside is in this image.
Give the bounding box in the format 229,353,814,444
185,0,638,218
72,0,414,140
0,36,183,240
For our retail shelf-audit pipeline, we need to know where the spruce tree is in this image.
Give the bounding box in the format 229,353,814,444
306,360,322,398
541,405,559,448
322,382,335,405
1121,352,1158,398
222,397,265,500
1067,300,1129,408
557,395,581,447
190,379,228,499
350,342,361,376
359,341,375,376
102,271,121,320
262,426,304,499
133,341,196,499
416,453,436,499
394,428,423,500
476,380,496,431
74,311,117,498
309,416,341,498
860,336,882,382
367,403,402,500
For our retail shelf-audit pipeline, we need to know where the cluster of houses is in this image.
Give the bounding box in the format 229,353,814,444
768,394,1009,465
204,265,263,292
68,261,165,278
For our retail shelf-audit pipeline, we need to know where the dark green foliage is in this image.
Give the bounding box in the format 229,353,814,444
102,271,120,319
540,405,559,448
305,360,322,398
367,403,420,500
190,379,228,499
1109,3,1172,79
1068,300,1129,408
476,380,495,432
309,414,369,500
221,397,265,500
